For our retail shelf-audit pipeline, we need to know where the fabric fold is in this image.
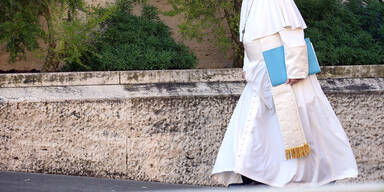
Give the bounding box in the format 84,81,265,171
279,28,309,79
285,45,309,79
243,52,274,110
240,0,307,42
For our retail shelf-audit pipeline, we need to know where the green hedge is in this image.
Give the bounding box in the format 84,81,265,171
62,4,197,71
296,0,384,65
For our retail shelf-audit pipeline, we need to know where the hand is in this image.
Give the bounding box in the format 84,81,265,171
286,78,303,85
242,72,246,80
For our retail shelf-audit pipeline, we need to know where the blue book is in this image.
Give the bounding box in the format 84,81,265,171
262,38,321,87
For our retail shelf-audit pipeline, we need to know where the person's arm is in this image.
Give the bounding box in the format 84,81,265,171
278,28,308,84
243,51,249,72
242,51,249,80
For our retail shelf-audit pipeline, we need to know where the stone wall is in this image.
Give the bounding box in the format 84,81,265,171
0,66,383,186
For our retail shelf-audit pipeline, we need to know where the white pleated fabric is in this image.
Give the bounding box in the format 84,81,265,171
239,0,307,42
211,31,358,187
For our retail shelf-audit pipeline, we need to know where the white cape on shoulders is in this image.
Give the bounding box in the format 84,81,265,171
239,0,307,42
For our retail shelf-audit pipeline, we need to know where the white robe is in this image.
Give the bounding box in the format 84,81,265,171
211,0,358,187
239,0,307,43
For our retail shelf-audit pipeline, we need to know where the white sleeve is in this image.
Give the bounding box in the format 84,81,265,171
278,28,308,79
243,51,249,72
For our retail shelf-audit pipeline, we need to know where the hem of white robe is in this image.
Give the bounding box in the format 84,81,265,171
211,169,358,187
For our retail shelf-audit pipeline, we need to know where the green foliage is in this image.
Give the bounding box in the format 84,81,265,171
0,0,46,62
3,0,382,70
165,0,243,67
62,4,197,71
142,5,160,21
169,0,383,66
295,0,384,65
115,0,147,13
0,0,114,71
56,5,117,70
346,0,384,44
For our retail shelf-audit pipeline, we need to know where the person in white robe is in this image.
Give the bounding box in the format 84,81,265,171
211,0,358,187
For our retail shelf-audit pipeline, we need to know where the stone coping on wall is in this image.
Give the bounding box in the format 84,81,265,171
1,78,383,103
0,65,383,88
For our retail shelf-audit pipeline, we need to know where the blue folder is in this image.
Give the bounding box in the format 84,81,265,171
262,38,321,87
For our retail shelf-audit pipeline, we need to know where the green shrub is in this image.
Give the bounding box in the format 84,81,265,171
62,4,197,71
296,0,384,65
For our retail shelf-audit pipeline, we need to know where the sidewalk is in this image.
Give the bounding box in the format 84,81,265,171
2,171,384,192
0,171,206,192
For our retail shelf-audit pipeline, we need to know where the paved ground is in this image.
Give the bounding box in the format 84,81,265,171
0,171,207,192
2,171,384,192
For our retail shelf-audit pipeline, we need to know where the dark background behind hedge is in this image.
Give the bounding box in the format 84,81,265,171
62,2,197,72
63,0,384,71
296,0,384,66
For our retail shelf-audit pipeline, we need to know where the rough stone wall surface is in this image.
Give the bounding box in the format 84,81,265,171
0,81,383,186
327,93,384,183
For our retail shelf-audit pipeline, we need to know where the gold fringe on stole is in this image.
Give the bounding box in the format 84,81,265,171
285,143,312,160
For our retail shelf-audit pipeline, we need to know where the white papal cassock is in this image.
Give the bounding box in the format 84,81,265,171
211,0,358,187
